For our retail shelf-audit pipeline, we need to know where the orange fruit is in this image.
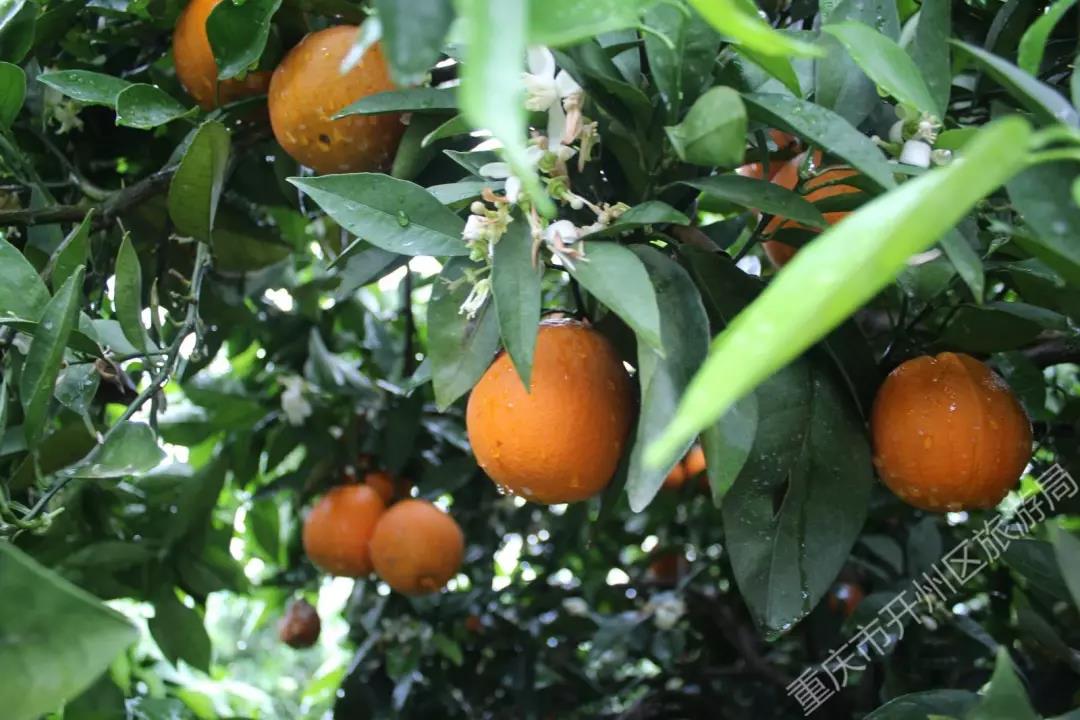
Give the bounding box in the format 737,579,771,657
871,353,1032,512
464,614,484,634
683,445,706,478
466,319,635,504
646,551,686,587
278,599,321,649
173,0,272,110
364,470,397,504
827,582,865,618
268,26,404,174
302,484,386,577
370,500,464,595
662,461,688,491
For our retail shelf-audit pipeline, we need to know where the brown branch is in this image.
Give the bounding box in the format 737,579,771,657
0,168,175,229
1023,335,1080,368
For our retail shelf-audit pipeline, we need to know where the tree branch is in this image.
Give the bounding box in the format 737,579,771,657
0,168,175,229
1023,335,1080,368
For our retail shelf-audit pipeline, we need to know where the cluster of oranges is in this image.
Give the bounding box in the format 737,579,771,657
302,468,465,596
173,0,404,174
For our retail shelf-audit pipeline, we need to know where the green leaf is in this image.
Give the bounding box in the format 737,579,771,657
0,543,137,720
568,241,662,350
373,0,454,86
625,247,710,511
115,234,149,351
1007,161,1080,287
336,87,457,118
688,0,823,58
0,60,24,127
528,0,657,47
732,46,802,97
643,3,720,116
664,87,747,168
66,422,165,478
742,93,897,191
939,302,1062,352
428,258,500,409
815,0,899,127
390,112,446,181
54,364,99,416
289,174,467,256
909,0,952,116
0,235,50,321
968,648,1039,720
432,633,464,666
952,40,1079,126
167,121,231,243
426,179,498,207
491,215,541,387
0,0,33,64
49,210,92,293
458,0,552,216
150,590,212,672
1004,539,1075,603
115,84,192,129
422,114,471,147
823,21,939,115
1017,0,1078,76
206,0,281,79
1049,526,1080,613
701,392,757,505
939,229,984,302
19,267,84,447
681,175,826,228
37,69,131,107
863,690,977,720
582,200,691,238
645,117,1031,468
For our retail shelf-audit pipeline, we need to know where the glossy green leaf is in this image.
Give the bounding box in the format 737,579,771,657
115,84,192,129
336,87,457,118
422,114,471,147
150,590,212,672
823,21,938,115
940,302,1063,352
863,690,978,720
289,174,467,256
664,86,747,168
0,60,24,127
390,112,446,181
582,201,691,238
426,180,499,207
681,175,826,228
909,0,952,116
428,258,500,409
1017,0,1078,76
568,241,662,350
968,648,1039,720
742,93,897,191
1007,161,1080,287
37,69,131,107
0,235,50,321
645,117,1031,468
732,46,801,97
49,210,92,293
373,0,453,85
206,0,281,79
66,422,165,478
54,364,99,416
625,247,710,511
701,392,757,505
491,215,541,387
0,543,137,720
0,0,33,63
816,0,898,127
1050,526,1080,613
167,121,231,243
939,229,984,302
115,234,149,351
19,267,84,447
689,0,823,58
528,0,657,47
643,3,720,116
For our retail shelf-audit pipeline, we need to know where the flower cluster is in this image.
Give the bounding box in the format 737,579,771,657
878,106,951,169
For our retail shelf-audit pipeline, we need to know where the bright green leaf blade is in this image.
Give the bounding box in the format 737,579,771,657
206,0,281,79
701,391,757,505
289,173,468,256
428,258,500,409
115,84,192,129
743,93,896,191
64,421,166,479
374,0,453,86
150,590,212,672
625,246,709,512
528,0,658,47
336,87,457,118
952,40,1079,126
568,242,662,350
682,175,826,228
968,648,1040,720
37,69,131,107
0,543,138,720
1017,0,1078,76
49,210,93,293
689,0,823,58
664,86,747,168
645,116,1032,468
909,0,952,116
19,266,85,447
167,120,231,243
0,235,50,320
115,234,148,351
823,21,938,115
1050,525,1080,613
0,60,25,127
491,216,541,388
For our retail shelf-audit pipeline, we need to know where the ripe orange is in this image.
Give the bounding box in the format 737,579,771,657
662,461,688,491
871,353,1032,512
370,500,464,595
268,26,404,174
466,319,635,504
302,484,386,577
646,551,686,587
173,0,272,110
364,470,397,504
278,599,321,649
662,444,707,492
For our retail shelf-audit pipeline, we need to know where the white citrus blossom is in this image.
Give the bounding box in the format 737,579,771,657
523,47,583,143
280,375,313,426
900,139,932,168
459,277,491,318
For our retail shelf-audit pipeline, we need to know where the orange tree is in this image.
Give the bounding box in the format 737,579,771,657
1,1,1080,719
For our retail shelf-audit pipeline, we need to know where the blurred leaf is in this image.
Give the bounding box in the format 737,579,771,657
115,84,192,129
625,246,710,511
939,229,984,302
19,267,84,447
732,46,802,96
37,69,131,107
150,591,212,672
701,391,757,505
967,648,1039,720
1007,161,1080,287
689,0,822,58
940,302,1064,352
426,179,500,207
816,0,898,126
823,22,938,115
0,0,32,63
168,121,231,243
428,258,500,409
863,690,977,719
49,210,92,293
210,208,292,272
335,243,404,298
66,422,165,478
0,543,137,720
1017,0,1077,76
432,633,464,666
1004,539,1074,603
290,174,468,256
664,86,747,168
206,0,281,79
1049,526,1080,612
0,235,50,320
491,214,541,387
909,0,952,116
372,0,453,85
682,175,826,228
528,0,657,47
643,3,719,116
114,234,149,351
0,60,24,127
568,241,662,349
743,93,897,191
391,112,446,181
337,87,457,118
646,117,1030,469
54,364,99,416
952,40,1079,126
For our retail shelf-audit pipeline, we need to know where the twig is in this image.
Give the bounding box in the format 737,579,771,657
0,168,174,229
1023,335,1080,367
